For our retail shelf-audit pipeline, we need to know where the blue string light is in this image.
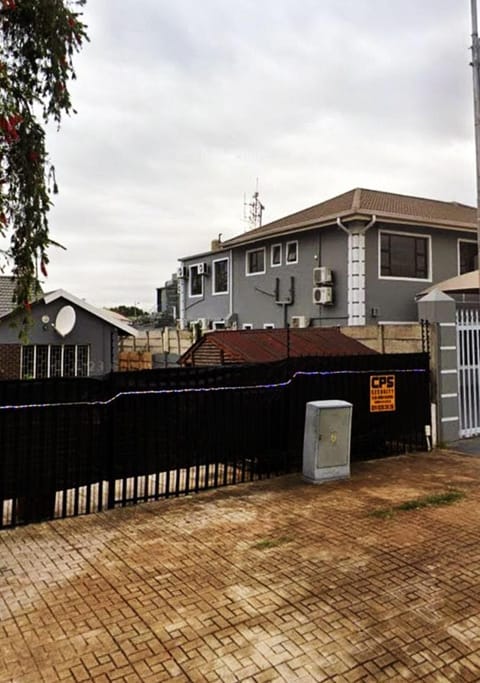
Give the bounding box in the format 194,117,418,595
0,367,427,412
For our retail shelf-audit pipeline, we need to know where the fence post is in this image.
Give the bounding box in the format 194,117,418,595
417,289,459,444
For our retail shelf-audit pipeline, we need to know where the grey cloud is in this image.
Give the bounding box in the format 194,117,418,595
29,0,477,310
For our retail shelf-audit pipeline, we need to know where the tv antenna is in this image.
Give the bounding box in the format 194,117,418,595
243,180,265,231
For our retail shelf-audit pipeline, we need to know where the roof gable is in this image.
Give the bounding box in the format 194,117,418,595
42,290,138,336
0,284,137,337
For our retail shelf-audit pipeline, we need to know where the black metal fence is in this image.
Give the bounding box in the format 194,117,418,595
0,352,430,528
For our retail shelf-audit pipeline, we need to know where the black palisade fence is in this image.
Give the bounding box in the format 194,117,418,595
0,352,430,528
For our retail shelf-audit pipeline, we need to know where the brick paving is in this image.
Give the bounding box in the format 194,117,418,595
1,449,480,682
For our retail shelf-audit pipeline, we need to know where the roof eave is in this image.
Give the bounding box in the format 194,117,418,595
220,209,477,248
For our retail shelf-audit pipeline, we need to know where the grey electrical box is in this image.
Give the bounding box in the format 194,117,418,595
303,400,353,483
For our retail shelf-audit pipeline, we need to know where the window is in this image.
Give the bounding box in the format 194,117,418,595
242,323,253,330
380,231,430,280
213,258,228,294
286,240,298,264
246,247,266,275
21,345,90,379
271,244,282,267
263,323,275,329
189,264,203,297
212,320,226,330
458,240,478,274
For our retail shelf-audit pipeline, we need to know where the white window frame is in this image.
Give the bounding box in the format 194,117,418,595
285,240,298,265
263,323,275,329
242,323,253,330
378,229,432,282
189,264,204,298
21,344,90,379
212,320,226,330
245,247,266,276
271,243,282,267
457,238,477,275
212,257,229,295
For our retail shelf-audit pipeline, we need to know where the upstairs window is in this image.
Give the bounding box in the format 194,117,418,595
380,231,430,280
246,247,266,275
459,240,478,275
213,258,228,294
189,265,203,297
271,244,282,267
286,240,298,264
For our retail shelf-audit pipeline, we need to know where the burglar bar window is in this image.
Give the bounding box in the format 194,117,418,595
21,344,90,379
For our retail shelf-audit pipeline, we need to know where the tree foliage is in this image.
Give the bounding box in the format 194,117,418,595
0,0,88,323
109,305,148,319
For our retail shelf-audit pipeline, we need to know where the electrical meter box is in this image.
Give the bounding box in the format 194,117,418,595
302,400,353,483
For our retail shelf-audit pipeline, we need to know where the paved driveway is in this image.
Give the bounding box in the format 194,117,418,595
1,449,480,682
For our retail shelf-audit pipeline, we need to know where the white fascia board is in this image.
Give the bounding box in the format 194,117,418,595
42,289,138,337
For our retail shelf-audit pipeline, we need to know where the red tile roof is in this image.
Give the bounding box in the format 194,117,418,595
179,328,376,366
222,188,476,247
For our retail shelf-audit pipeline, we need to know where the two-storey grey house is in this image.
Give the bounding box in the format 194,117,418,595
177,188,478,330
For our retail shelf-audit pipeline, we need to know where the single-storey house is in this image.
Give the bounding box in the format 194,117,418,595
176,187,478,330
0,277,137,379
178,327,376,366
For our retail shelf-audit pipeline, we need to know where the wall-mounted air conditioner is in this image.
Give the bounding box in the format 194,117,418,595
291,315,309,328
313,286,333,305
197,262,209,275
177,265,188,279
313,266,332,285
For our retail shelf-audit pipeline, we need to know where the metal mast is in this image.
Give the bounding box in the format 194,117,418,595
243,180,265,231
470,0,480,293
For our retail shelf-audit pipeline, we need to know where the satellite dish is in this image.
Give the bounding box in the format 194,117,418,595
54,305,76,337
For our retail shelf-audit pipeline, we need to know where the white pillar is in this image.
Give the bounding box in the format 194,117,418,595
348,232,366,325
178,264,187,330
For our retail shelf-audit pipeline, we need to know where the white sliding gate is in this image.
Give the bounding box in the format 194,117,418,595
457,308,480,438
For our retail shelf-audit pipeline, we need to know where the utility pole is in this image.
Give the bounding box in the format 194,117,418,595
470,0,480,296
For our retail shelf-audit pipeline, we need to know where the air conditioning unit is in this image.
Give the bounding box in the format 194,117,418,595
197,262,209,275
291,315,309,328
313,286,333,305
177,265,188,279
313,266,332,285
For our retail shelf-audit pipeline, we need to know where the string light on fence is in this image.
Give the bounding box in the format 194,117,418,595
0,367,428,412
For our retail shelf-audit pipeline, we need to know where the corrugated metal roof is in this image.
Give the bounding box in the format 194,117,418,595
180,328,376,366
221,188,477,248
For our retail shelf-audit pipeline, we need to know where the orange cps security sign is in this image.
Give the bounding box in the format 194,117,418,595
369,374,396,412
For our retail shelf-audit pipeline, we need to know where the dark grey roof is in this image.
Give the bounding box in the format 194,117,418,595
0,276,16,317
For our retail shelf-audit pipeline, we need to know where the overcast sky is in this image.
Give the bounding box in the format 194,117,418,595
28,1,477,310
